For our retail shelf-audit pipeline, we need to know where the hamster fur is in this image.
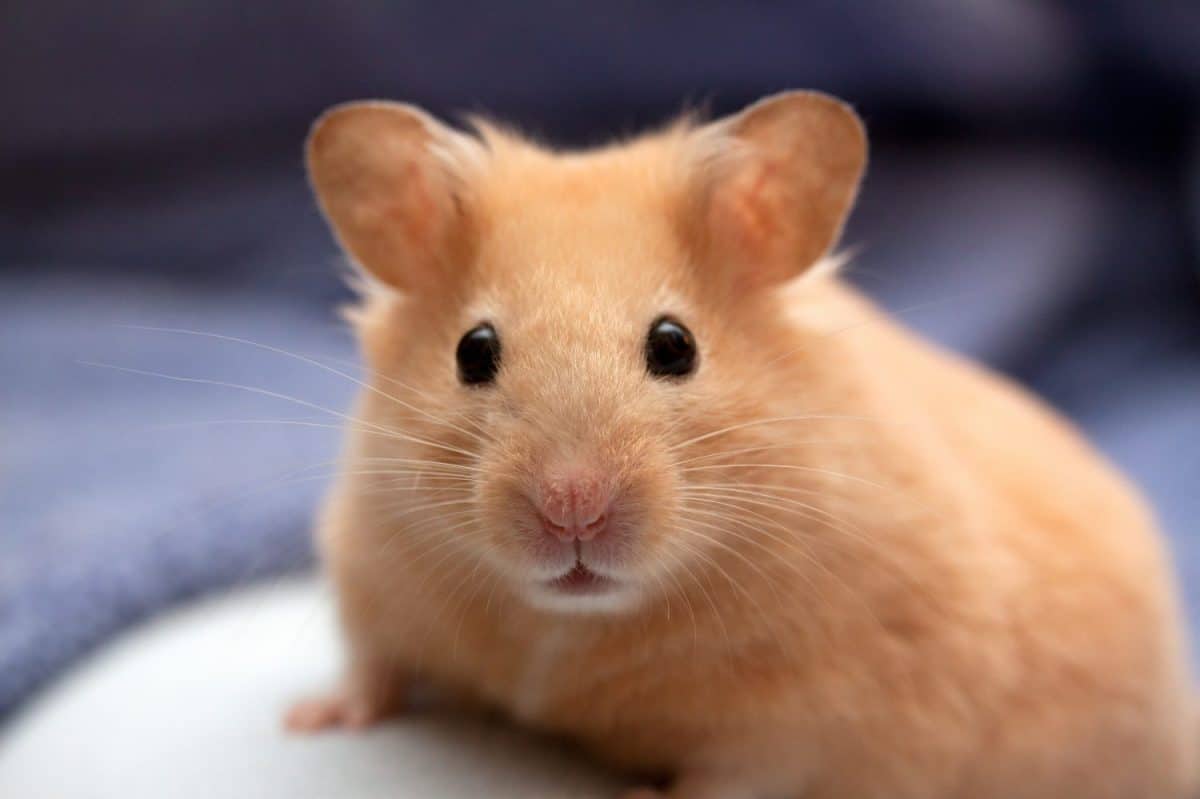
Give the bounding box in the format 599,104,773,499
286,92,1198,799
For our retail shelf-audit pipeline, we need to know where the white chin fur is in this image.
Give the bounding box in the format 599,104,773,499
523,584,643,615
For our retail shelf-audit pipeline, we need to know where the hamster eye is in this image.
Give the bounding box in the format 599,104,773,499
646,316,697,379
456,323,501,385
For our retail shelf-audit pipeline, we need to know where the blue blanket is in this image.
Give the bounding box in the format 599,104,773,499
3,2,1199,721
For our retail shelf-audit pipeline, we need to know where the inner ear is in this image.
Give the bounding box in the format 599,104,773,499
306,101,480,294
696,91,867,289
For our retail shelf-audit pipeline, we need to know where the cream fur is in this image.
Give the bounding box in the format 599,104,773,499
288,92,1198,799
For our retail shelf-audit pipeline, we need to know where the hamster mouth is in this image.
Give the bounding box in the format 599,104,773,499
544,561,617,595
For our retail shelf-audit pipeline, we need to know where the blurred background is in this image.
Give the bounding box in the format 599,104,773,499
2,1,1199,724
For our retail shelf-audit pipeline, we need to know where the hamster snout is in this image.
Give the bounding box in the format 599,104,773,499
535,464,614,543
490,433,668,613
518,460,647,612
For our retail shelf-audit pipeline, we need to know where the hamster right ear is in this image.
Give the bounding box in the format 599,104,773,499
306,101,479,293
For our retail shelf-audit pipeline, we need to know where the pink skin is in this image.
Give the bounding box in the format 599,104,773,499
537,464,614,543
533,463,622,592
284,689,386,733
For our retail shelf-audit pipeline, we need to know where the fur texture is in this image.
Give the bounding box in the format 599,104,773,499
288,92,1197,799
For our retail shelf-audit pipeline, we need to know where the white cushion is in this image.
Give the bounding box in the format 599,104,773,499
0,577,620,798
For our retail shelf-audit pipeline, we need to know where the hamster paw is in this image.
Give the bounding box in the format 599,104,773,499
283,690,393,733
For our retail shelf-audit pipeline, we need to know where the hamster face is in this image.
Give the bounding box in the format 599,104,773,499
359,182,713,614
309,93,865,615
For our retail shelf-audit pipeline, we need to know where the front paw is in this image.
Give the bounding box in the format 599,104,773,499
283,689,395,733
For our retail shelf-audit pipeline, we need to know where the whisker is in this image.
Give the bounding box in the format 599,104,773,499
312,350,491,439
679,461,898,492
670,536,784,659
671,440,860,468
668,414,898,454
681,485,866,541
357,456,482,475
78,359,479,462
138,418,490,468
117,325,487,445
673,510,794,600
655,548,701,653
678,504,890,637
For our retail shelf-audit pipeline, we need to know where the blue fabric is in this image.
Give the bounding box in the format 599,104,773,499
3,2,1199,721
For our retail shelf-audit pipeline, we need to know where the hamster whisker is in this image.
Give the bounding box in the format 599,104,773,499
79,359,480,462
407,543,499,660
338,464,478,480
680,510,847,635
671,534,786,657
680,485,866,541
670,536,746,612
357,428,480,462
680,463,945,524
672,438,877,469
354,483,476,498
367,476,478,494
667,414,896,454
673,443,820,467
142,419,487,465
683,482,886,549
682,496,851,578
356,456,482,474
117,325,489,445
356,471,479,488
684,479,927,606
650,566,674,624
143,416,339,433
449,551,494,662
673,512,795,604
233,471,473,506
482,556,510,617
396,547,482,662
680,485,916,588
678,461,895,491
357,366,491,440
664,540,743,655
681,501,886,636
375,515,478,567
654,548,702,651
677,502,834,591
380,496,478,522
680,493,808,547
310,350,491,440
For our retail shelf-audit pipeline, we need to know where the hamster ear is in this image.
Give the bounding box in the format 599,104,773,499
306,101,478,293
694,91,866,287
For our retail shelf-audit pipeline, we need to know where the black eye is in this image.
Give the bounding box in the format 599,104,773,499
646,316,697,378
456,323,501,385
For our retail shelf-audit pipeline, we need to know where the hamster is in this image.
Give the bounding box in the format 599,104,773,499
285,91,1198,799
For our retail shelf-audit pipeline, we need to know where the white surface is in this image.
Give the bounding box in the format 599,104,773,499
0,577,620,798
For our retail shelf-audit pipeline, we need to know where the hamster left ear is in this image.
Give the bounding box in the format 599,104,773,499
693,91,866,287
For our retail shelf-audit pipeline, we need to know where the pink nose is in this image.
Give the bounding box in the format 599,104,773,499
537,468,613,542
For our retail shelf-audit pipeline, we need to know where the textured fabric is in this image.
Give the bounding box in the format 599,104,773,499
3,2,1199,721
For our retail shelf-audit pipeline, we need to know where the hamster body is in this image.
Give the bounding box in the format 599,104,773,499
287,92,1198,798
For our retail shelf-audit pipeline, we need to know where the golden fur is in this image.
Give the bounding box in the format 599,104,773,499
288,92,1197,798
